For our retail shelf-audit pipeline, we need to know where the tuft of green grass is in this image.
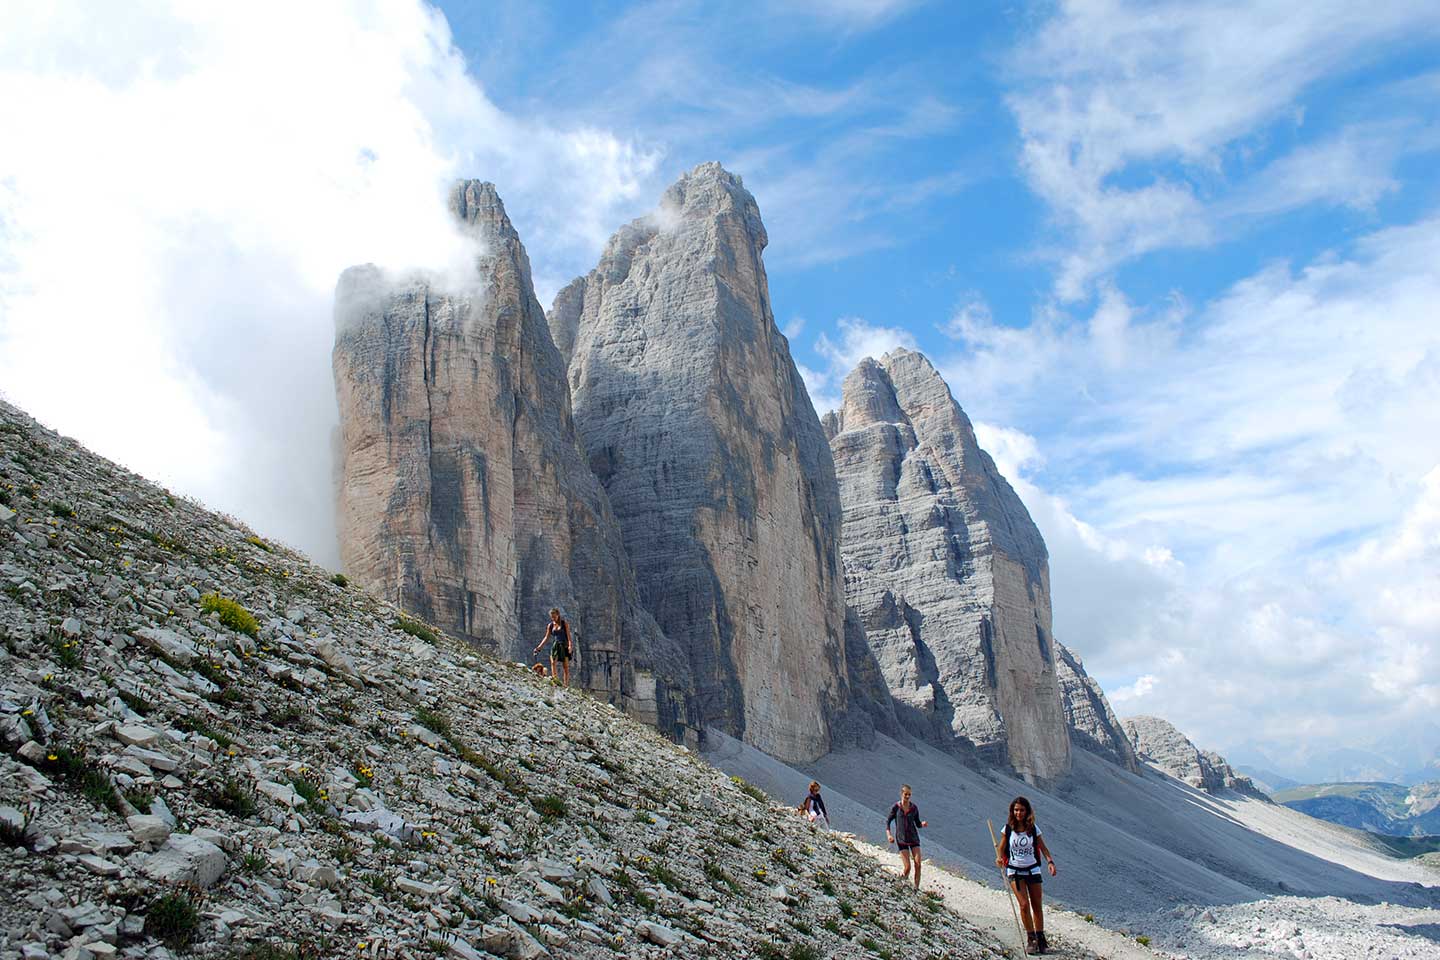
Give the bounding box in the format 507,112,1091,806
174,714,233,749
330,572,349,587
48,500,76,518
394,615,439,645
35,746,121,813
414,706,450,738
532,794,567,821
704,861,741,896
117,689,153,715
147,890,201,948
838,899,856,919
203,774,258,817
241,851,267,874
244,535,272,552
730,775,770,804
200,592,259,637
788,944,821,960
1136,935,1151,946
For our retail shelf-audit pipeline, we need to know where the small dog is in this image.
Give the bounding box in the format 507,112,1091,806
531,663,548,678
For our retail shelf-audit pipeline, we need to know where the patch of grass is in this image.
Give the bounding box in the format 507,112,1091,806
822,918,842,935
394,615,439,645
117,689,153,716
414,706,450,738
51,632,82,668
838,899,856,919
195,658,230,690
788,944,821,960
858,937,891,958
0,808,28,848
147,889,202,948
1136,935,1151,947
203,774,258,817
771,846,798,872
288,771,326,812
704,861,741,896
362,871,395,897
330,573,349,587
731,775,769,804
241,852,268,874
532,794,567,821
787,919,813,937
244,535,272,552
125,787,155,812
200,592,259,637
35,746,121,813
817,873,836,896
174,715,233,749
48,500,76,519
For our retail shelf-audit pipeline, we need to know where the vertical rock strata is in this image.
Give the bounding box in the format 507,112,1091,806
333,181,687,729
558,162,861,763
1056,641,1138,772
824,350,1071,783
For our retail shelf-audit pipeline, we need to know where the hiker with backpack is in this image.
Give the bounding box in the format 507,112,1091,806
532,608,574,687
797,780,830,828
995,795,1057,955
885,783,928,889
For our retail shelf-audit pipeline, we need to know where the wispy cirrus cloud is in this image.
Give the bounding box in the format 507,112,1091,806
1008,0,1440,299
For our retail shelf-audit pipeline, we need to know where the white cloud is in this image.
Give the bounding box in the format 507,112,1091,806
0,0,660,562
943,215,1440,767
806,316,918,413
1008,0,1440,298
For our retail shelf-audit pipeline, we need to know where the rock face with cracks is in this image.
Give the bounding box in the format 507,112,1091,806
824,349,1071,784
1056,641,1137,772
1124,715,1267,798
555,162,875,763
0,397,1009,960
332,180,688,733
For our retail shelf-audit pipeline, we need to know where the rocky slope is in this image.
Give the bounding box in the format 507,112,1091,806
1123,716,1266,799
1055,643,1136,772
0,398,1014,960
554,162,877,763
333,181,688,735
823,350,1070,785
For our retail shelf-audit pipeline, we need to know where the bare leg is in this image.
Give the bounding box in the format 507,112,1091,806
1028,884,1044,933
1011,880,1035,932
911,846,922,889
899,848,913,883
550,657,559,682
562,659,571,687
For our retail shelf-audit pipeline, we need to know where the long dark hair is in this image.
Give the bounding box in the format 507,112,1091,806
1006,795,1035,833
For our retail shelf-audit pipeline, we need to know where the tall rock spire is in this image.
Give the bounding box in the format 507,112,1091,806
556,162,877,762
825,349,1071,784
332,181,688,731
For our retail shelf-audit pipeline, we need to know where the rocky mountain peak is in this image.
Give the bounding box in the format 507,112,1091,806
553,163,880,763
1124,715,1267,798
827,348,1071,784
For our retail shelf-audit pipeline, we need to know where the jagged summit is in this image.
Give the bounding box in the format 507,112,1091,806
825,347,1072,784
1125,715,1268,799
333,179,689,735
552,162,884,763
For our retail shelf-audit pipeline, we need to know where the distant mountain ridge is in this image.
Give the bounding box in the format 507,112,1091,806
1275,781,1440,837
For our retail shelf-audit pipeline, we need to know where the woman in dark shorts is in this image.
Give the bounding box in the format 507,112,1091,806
533,608,573,687
996,795,1057,955
885,783,928,889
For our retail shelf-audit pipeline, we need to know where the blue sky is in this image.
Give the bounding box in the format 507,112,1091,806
2,0,1438,780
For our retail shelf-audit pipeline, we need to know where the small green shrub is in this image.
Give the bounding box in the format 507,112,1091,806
36,746,121,813
174,714,233,748
1136,935,1151,946
244,535,272,552
731,776,769,804
52,632,82,668
414,707,450,738
48,500,75,518
125,787,155,812
330,573,349,587
200,593,259,637
395,615,439,645
204,774,257,817
147,889,201,947
117,689,153,715
704,861,741,896
822,917,842,934
241,851,267,874
532,794,567,821
838,899,856,919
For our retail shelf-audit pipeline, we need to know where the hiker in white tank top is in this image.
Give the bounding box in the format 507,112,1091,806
995,796,1057,955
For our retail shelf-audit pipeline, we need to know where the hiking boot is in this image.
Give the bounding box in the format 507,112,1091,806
1036,931,1049,954
1025,932,1039,955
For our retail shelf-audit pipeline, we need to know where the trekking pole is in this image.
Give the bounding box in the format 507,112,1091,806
988,819,1027,950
